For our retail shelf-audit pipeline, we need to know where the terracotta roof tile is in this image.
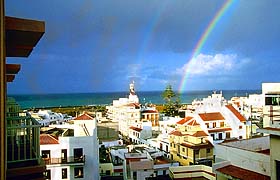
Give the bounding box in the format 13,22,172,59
186,119,200,126
191,131,208,137
176,116,193,125
40,134,59,145
226,105,246,122
208,127,232,133
169,130,184,136
74,113,94,120
130,126,142,132
216,165,270,180
199,112,225,121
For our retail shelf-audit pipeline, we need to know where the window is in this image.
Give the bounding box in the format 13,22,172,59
220,122,224,127
276,160,280,180
106,170,111,175
163,170,166,175
265,96,280,106
74,167,84,178
42,150,51,159
205,123,209,128
74,148,83,162
207,148,211,153
213,122,216,128
44,170,51,180
61,149,67,162
62,168,67,179
182,147,185,152
166,145,168,152
226,132,231,138
194,150,199,155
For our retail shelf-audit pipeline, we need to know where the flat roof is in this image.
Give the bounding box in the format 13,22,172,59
258,127,280,136
220,136,269,153
124,153,147,159
216,165,270,180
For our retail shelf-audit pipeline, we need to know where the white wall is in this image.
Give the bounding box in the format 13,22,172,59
41,136,99,180
214,143,270,176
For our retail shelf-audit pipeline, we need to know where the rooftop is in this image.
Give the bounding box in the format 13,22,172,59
225,104,246,122
220,136,269,153
186,118,200,126
40,134,59,145
199,112,225,121
258,127,280,136
176,116,193,125
181,141,213,150
191,131,208,137
216,165,270,180
74,113,95,120
124,153,147,159
129,126,142,132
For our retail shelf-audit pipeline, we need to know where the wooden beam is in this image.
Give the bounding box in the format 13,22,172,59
6,75,15,82
5,16,45,57
6,64,20,74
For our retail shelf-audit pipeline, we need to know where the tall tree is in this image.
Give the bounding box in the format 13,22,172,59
161,85,180,116
162,84,176,103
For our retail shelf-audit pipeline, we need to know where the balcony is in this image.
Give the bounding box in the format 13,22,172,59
43,155,85,166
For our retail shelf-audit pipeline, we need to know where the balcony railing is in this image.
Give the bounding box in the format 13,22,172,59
43,155,85,165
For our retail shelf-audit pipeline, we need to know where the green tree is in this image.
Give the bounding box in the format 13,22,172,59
161,85,181,116
162,84,176,103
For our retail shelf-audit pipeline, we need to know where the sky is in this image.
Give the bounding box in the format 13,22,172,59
6,0,280,94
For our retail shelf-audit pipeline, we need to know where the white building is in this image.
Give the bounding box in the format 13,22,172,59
40,113,99,180
106,82,159,144
110,145,179,180
262,83,280,128
213,136,270,180
29,109,72,126
181,92,248,142
106,82,141,140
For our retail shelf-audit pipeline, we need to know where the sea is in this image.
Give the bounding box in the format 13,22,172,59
8,90,261,109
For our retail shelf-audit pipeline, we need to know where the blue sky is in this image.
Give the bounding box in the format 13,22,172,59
6,0,280,94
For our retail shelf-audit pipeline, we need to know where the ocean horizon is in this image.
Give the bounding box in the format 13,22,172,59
8,89,261,109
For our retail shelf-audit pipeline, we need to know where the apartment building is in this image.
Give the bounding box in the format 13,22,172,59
40,113,99,180
258,82,280,180
169,117,214,166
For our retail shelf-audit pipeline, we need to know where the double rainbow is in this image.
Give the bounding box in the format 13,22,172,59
178,0,236,92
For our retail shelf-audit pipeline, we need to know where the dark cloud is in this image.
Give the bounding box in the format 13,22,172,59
6,0,280,93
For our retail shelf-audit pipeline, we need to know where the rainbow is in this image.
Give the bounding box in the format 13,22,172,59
178,0,235,92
